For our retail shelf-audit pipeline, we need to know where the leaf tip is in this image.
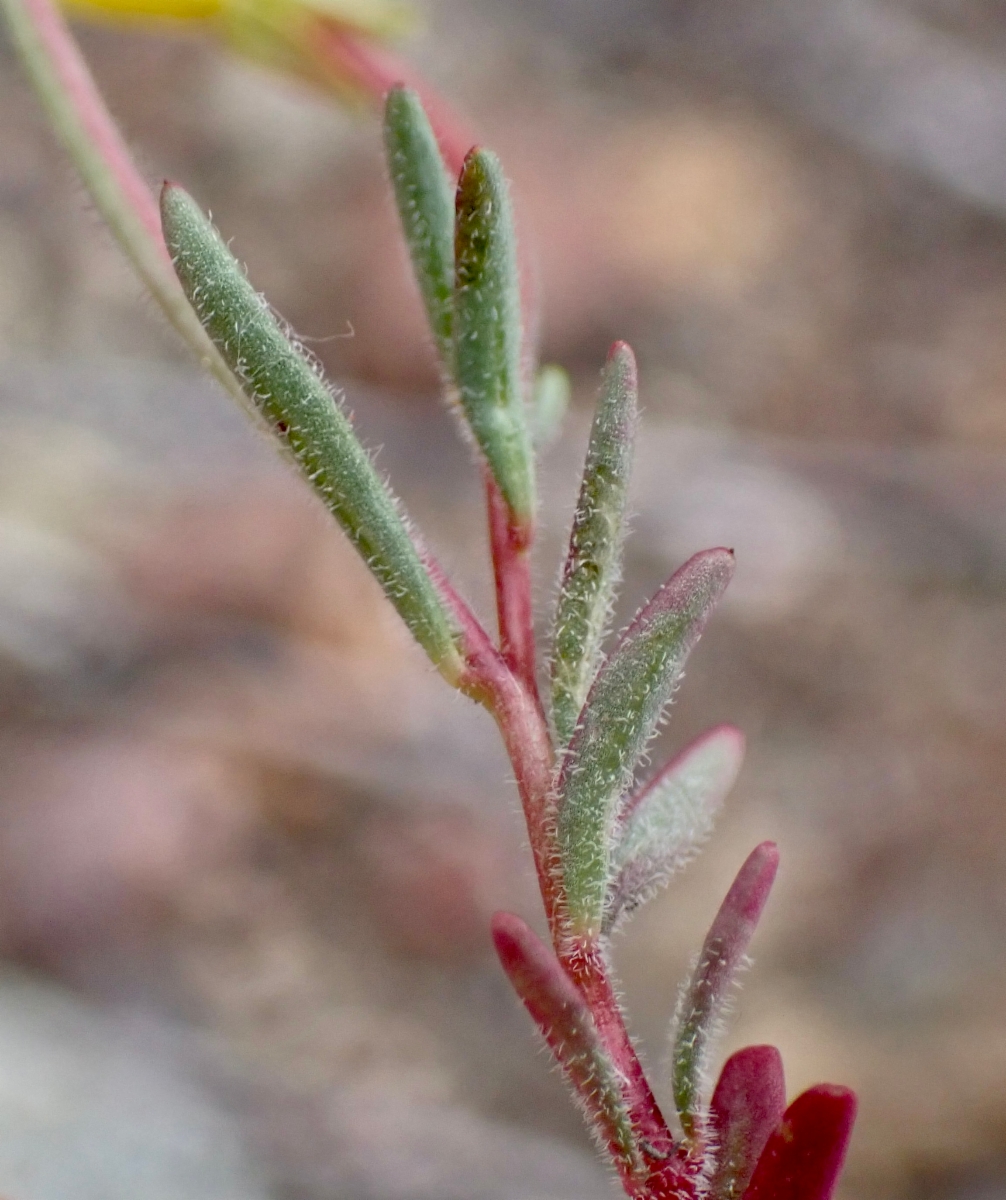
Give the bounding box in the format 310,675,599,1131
745,1083,857,1200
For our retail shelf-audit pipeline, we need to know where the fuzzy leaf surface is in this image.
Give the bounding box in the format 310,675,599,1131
743,1085,857,1200
454,148,534,524
672,842,779,1141
709,1045,786,1200
604,724,744,934
161,183,464,682
550,342,637,750
491,911,640,1172
383,86,455,370
557,548,734,937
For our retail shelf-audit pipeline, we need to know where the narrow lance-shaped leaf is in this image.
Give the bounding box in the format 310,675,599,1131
383,85,455,371
551,342,637,749
491,911,641,1174
531,363,570,449
160,183,465,685
672,842,779,1143
708,1045,786,1200
454,148,534,527
743,1085,857,1200
603,724,745,935
557,548,734,938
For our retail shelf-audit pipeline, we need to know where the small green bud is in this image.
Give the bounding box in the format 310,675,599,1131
383,86,455,372
453,148,534,525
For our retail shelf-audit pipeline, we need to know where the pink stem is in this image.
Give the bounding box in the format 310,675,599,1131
311,21,475,176
493,912,651,1183
486,472,540,706
24,0,167,256
561,940,682,1180
424,555,557,919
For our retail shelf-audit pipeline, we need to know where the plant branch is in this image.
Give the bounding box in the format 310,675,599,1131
559,939,682,1186
422,556,555,914
0,0,253,417
486,472,540,706
311,20,474,175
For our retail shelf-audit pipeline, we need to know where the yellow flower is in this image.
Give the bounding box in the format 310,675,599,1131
61,0,417,100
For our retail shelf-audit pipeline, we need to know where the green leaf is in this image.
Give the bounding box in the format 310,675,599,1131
557,548,734,938
453,148,534,526
603,724,745,934
672,843,779,1142
531,363,570,448
550,342,636,749
160,183,465,684
383,85,455,372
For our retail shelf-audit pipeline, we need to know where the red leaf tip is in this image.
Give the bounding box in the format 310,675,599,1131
744,1083,857,1200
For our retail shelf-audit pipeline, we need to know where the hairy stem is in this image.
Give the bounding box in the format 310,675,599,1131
560,939,683,1188
0,0,251,415
487,472,540,705
422,558,556,918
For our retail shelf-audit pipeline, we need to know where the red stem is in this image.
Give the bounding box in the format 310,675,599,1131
24,0,167,257
423,555,558,918
310,21,475,176
486,472,540,705
560,940,681,1178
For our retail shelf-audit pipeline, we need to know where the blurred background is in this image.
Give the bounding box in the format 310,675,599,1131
3,0,1006,1196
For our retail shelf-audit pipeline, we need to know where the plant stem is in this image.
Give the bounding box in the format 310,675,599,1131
311,20,474,176
0,0,254,417
561,939,679,1178
486,472,540,706
431,561,558,919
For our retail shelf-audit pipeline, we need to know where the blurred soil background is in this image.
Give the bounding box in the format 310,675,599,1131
3,0,1006,1197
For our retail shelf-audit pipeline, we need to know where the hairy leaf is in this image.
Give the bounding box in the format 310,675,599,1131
491,911,641,1172
454,148,534,525
161,183,464,683
383,85,455,371
744,1085,857,1200
604,724,745,934
708,1045,786,1200
672,842,779,1142
551,342,637,749
557,548,734,937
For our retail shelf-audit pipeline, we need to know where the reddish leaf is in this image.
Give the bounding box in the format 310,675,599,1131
744,1084,857,1200
709,1045,786,1200
672,842,780,1140
491,912,640,1170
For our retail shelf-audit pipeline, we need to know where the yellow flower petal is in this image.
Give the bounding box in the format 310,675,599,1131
63,0,221,24
61,0,413,38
